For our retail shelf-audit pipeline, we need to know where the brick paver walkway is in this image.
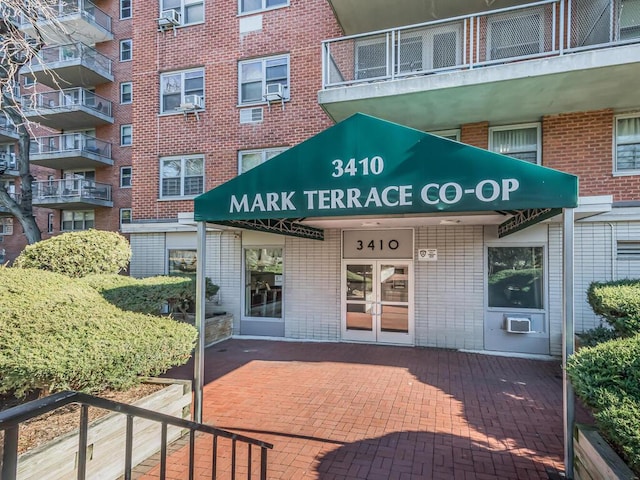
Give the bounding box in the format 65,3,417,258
137,339,583,479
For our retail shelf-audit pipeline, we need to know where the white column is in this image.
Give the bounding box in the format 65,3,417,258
194,221,206,423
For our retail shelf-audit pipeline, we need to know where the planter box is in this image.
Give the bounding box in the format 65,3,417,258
16,378,191,480
574,424,637,480
204,313,233,346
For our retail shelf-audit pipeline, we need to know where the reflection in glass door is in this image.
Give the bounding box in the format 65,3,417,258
344,261,413,344
244,248,283,319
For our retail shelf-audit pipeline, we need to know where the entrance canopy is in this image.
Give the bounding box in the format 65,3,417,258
194,114,578,239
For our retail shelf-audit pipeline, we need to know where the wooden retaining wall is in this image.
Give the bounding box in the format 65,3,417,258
574,424,637,480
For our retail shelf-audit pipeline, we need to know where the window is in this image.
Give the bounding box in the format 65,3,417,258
61,210,94,231
244,247,283,318
615,114,640,173
120,0,131,19
23,76,35,86
120,208,132,227
120,39,132,62
238,147,287,174
160,155,204,198
617,240,640,259
239,0,287,15
239,55,289,105
431,129,460,142
120,166,132,187
0,218,13,236
160,68,204,113
620,0,640,40
0,144,16,169
161,0,204,26
487,9,543,60
47,213,54,233
168,249,197,274
489,124,541,164
488,246,544,310
120,125,132,146
120,82,132,104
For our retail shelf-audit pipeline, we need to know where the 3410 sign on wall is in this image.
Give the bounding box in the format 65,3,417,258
343,229,413,259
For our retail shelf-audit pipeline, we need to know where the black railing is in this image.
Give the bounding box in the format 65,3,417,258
0,390,273,480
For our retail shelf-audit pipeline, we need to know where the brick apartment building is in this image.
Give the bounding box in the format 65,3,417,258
3,0,640,356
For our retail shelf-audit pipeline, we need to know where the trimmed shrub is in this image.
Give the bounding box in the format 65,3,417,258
83,274,219,317
587,280,640,337
567,335,640,474
13,230,131,278
576,325,618,348
0,267,197,396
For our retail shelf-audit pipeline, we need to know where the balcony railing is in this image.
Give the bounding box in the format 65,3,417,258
322,0,640,88
30,43,112,77
30,133,112,160
0,152,18,172
33,179,112,203
0,115,18,141
19,0,111,36
22,88,112,117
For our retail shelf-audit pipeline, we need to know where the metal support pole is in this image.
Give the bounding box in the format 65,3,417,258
194,221,206,423
563,207,575,479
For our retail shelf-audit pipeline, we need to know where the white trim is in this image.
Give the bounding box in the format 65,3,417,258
120,82,132,104
489,122,542,165
120,124,132,146
159,0,205,26
237,146,288,174
159,154,205,199
613,112,640,175
119,39,132,62
160,67,205,114
238,54,290,106
120,166,132,188
120,0,132,19
238,0,288,16
122,221,197,234
430,129,460,141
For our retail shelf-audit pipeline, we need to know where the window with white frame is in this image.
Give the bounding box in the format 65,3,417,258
0,218,13,236
0,144,16,169
120,208,132,227
120,39,132,62
61,210,94,231
430,129,460,142
161,0,204,26
120,82,132,104
23,76,35,86
47,213,54,233
160,155,204,198
615,115,640,173
121,125,132,146
120,166,132,187
238,147,288,174
239,0,287,15
239,55,289,105
120,0,132,19
160,68,204,113
489,124,541,164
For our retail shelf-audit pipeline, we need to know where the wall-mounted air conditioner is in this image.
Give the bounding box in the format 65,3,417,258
505,316,532,334
158,9,181,28
264,83,284,102
179,94,204,110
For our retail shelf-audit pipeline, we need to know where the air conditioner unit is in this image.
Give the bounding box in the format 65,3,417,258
158,9,181,27
505,316,532,334
264,83,284,101
179,94,204,110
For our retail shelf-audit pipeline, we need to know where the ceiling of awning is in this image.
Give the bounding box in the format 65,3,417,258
194,114,578,240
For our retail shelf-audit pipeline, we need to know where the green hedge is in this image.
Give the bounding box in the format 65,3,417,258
0,268,197,396
567,335,640,474
83,274,219,316
587,280,640,337
13,230,131,278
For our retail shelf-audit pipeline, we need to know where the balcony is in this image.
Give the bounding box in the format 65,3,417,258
22,88,113,130
19,0,112,46
32,179,112,209
30,133,113,170
0,152,18,176
0,115,18,143
23,43,113,89
0,195,19,218
320,0,640,131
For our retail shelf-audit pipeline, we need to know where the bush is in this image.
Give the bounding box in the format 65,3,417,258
0,267,197,396
567,335,640,474
576,325,618,348
587,280,640,337
83,274,219,317
13,230,131,278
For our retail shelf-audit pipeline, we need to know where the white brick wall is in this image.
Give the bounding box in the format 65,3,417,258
548,224,563,356
130,233,166,278
207,231,242,331
283,229,341,341
414,226,484,350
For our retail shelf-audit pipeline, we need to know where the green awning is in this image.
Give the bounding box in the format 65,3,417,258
195,114,578,239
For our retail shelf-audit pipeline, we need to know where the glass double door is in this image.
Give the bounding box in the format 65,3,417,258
343,261,413,344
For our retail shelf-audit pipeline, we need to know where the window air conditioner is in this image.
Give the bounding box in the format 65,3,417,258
505,316,532,334
264,83,284,101
158,9,181,27
179,94,204,110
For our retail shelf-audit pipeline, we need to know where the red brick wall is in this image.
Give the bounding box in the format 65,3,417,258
131,0,342,220
543,109,640,201
461,121,489,149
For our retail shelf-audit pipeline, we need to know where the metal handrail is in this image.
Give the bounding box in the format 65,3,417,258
1,390,273,480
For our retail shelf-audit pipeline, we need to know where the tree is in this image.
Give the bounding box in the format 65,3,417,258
0,1,67,244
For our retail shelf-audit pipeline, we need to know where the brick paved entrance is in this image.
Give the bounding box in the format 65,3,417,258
138,339,577,479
